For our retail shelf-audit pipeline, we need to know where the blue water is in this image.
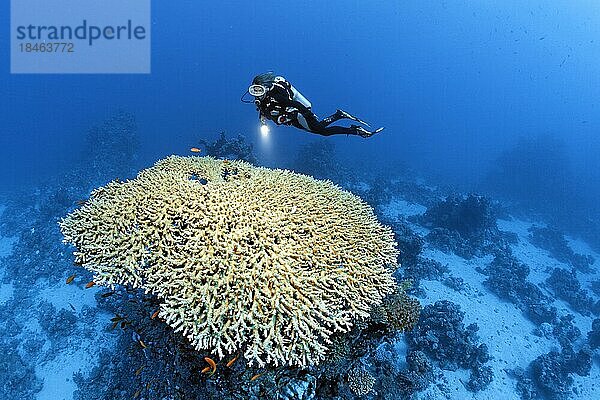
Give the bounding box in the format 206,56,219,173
1,2,599,400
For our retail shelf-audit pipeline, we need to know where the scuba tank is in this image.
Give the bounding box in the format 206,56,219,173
275,76,312,109
289,84,312,109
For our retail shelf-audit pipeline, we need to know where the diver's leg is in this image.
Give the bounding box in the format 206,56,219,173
321,110,371,127
314,126,361,136
297,109,326,131
295,110,346,136
309,125,384,137
297,109,382,137
321,110,345,126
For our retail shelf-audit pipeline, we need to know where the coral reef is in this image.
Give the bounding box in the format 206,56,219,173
533,322,554,339
443,276,467,293
364,175,440,211
528,226,595,273
530,346,592,400
588,318,600,350
551,314,582,348
60,156,398,368
0,339,43,400
361,175,395,212
513,343,592,400
394,350,435,396
372,348,434,399
72,289,225,400
406,350,432,375
0,187,79,285
420,194,497,242
0,297,43,400
316,283,422,393
406,300,492,392
10,113,600,399
74,287,323,400
369,286,421,333
418,194,514,259
466,364,493,392
513,367,538,400
386,179,440,209
389,219,424,269
408,258,448,284
546,268,599,316
71,278,419,400
483,252,557,324
347,367,375,397
322,336,352,367
424,228,473,258
274,375,317,400
37,301,79,357
383,218,448,295
198,131,258,164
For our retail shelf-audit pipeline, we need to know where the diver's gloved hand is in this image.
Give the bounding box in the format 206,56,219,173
354,125,384,138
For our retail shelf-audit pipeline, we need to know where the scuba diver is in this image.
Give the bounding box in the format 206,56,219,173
243,72,384,138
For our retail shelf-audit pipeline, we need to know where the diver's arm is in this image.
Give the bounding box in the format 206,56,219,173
255,104,265,124
259,81,314,125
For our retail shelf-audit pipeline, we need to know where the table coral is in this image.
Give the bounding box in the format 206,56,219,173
60,156,398,368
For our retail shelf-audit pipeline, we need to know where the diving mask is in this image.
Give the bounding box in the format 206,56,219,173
249,84,267,97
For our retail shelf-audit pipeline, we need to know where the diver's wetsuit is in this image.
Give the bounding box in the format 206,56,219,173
256,78,374,137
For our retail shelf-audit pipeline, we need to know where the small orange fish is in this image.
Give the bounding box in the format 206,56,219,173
85,281,95,289
101,291,115,298
139,340,147,349
66,274,76,284
204,357,216,373
190,147,201,153
76,200,87,206
250,373,263,381
133,389,141,399
135,365,145,376
151,310,159,320
201,366,211,374
226,355,239,368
